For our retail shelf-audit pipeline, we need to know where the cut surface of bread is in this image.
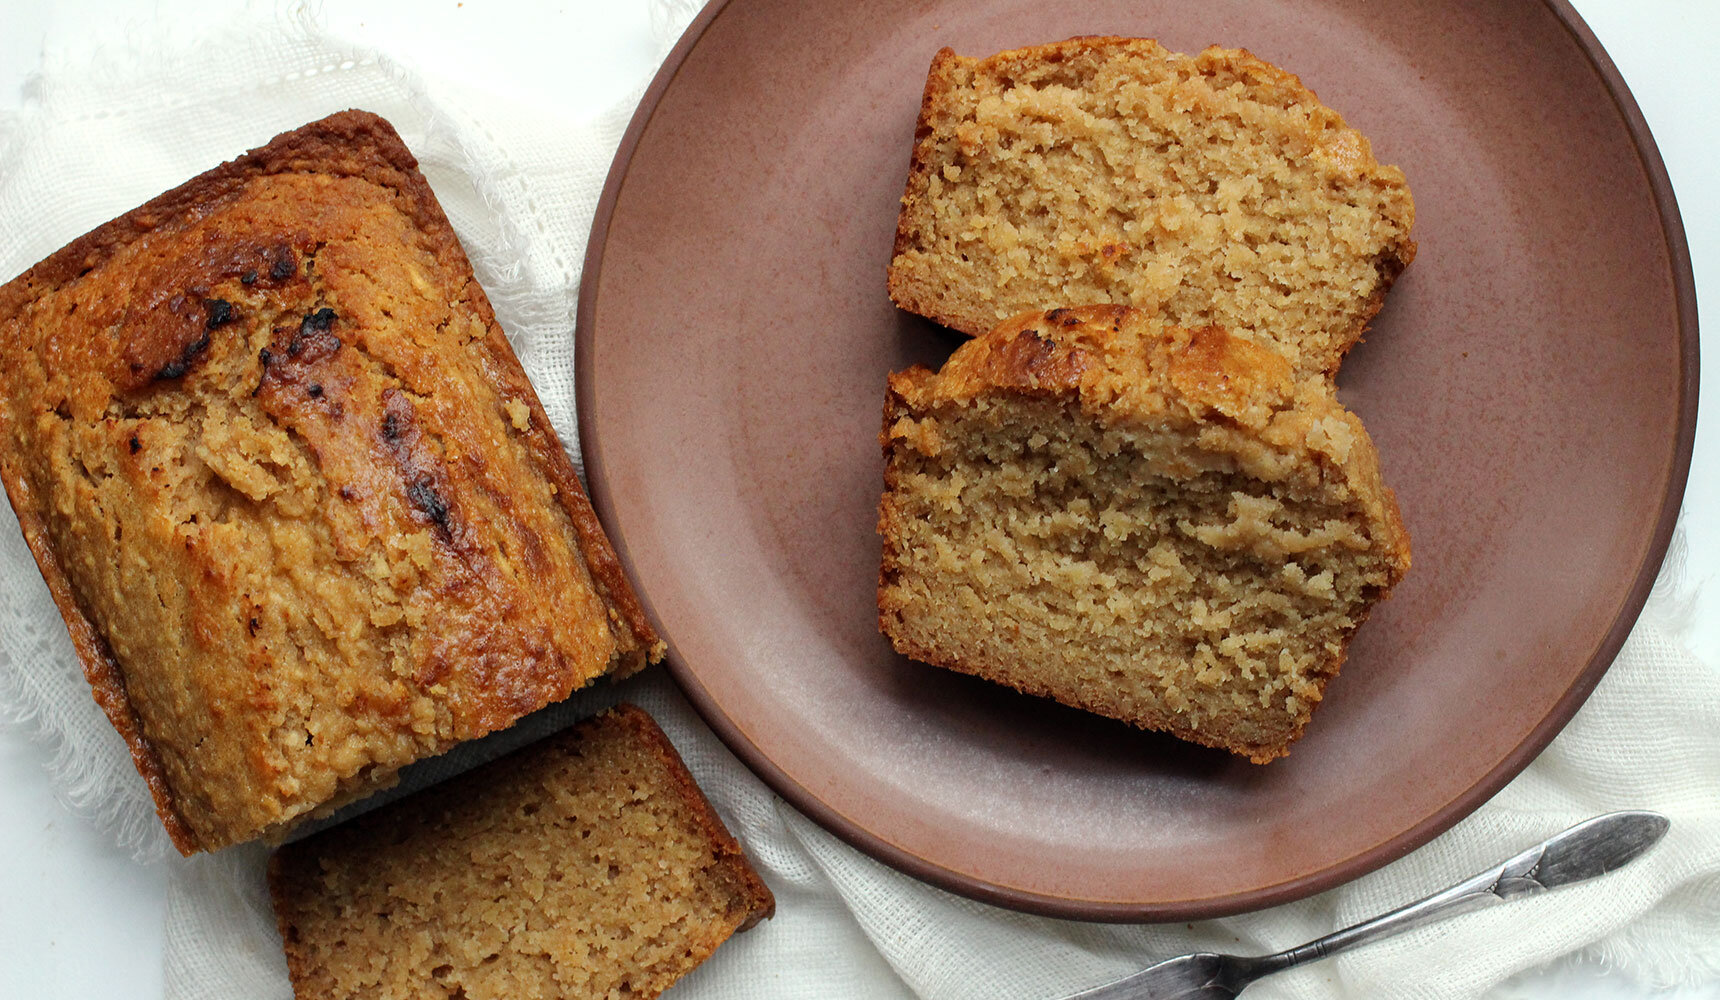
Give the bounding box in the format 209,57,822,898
269,703,774,1000
0,111,662,853
888,37,1416,381
878,305,1409,761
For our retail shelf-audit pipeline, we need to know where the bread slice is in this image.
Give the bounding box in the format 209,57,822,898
887,38,1416,381
878,305,1409,761
269,704,774,1000
0,111,663,853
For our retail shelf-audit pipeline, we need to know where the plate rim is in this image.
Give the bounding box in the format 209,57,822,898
574,0,1700,920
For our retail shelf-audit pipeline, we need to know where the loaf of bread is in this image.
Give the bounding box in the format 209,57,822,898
878,305,1409,761
0,111,662,854
269,703,774,1000
887,38,1416,381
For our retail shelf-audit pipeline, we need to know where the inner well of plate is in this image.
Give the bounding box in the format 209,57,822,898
579,0,1689,916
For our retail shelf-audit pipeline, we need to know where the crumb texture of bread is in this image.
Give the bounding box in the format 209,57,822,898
0,111,662,853
269,704,774,1000
878,306,1409,761
888,37,1416,380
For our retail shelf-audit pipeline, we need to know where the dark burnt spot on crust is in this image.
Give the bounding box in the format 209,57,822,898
406,475,452,533
379,389,459,541
255,311,342,398
203,298,237,330
155,329,210,381
254,311,342,406
300,307,337,337
270,249,298,282
232,244,298,289
1045,304,1128,330
981,322,1090,394
253,348,273,396
113,291,223,387
181,240,304,294
113,237,320,392
273,308,343,363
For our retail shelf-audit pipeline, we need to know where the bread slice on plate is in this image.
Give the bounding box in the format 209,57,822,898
878,305,1409,761
887,37,1416,381
269,703,774,1000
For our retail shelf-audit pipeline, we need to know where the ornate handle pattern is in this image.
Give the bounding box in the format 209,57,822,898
1250,811,1670,980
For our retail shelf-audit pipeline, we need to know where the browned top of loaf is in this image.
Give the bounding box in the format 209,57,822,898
888,37,1416,381
269,703,774,1000
889,304,1408,544
0,111,662,854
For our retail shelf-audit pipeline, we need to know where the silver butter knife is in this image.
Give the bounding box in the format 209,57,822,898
1067,811,1670,1000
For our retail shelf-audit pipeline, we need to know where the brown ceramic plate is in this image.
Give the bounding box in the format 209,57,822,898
576,0,1696,919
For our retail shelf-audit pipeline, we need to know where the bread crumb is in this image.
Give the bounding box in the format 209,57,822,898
504,397,531,431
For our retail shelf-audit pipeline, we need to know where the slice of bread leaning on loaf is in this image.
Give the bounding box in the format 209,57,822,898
879,306,1409,761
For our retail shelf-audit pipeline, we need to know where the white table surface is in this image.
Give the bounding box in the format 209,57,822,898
0,1,1715,996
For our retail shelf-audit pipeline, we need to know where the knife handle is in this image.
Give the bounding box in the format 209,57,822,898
1254,811,1670,975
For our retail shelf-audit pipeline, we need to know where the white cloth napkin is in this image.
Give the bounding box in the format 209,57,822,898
2,8,1717,999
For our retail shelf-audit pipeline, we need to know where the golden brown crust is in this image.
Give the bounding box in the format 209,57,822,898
887,46,965,323
0,477,197,846
887,45,987,337
908,305,1410,573
878,306,1409,761
0,117,441,851
900,305,1296,425
0,111,662,853
269,704,773,999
